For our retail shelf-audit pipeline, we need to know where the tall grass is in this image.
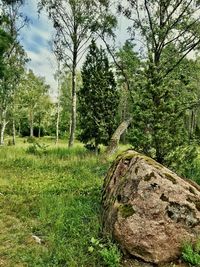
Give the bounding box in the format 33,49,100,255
1,138,199,266
0,138,110,267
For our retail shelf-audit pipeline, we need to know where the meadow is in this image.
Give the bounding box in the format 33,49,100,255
1,137,200,267
0,137,122,267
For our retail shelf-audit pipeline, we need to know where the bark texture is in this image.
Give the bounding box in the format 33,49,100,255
106,118,132,155
12,119,16,145
0,118,7,145
68,50,77,148
29,110,34,137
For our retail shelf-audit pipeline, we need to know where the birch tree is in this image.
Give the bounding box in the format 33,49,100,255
39,0,116,147
0,0,26,145
18,71,50,137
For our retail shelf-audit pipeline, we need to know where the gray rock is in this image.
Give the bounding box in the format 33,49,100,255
102,150,200,264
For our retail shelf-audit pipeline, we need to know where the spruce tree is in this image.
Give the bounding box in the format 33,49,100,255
78,40,119,153
118,0,200,165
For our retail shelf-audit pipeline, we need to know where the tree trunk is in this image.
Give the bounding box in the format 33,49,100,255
12,119,16,145
121,84,129,144
193,110,196,137
189,109,196,140
38,126,41,139
56,101,60,145
0,118,7,145
105,118,132,155
18,121,21,137
30,110,34,137
68,53,77,148
95,139,99,156
56,72,61,145
38,115,42,138
0,109,8,145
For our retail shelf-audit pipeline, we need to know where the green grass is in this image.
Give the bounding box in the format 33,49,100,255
1,137,198,267
182,239,200,266
0,138,111,267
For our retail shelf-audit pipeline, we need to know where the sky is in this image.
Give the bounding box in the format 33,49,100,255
19,0,57,95
19,0,130,96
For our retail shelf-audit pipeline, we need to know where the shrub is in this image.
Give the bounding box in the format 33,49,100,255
26,142,48,155
27,136,36,144
26,143,38,155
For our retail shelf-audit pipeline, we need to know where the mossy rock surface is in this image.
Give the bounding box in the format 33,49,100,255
102,150,200,265
118,204,135,218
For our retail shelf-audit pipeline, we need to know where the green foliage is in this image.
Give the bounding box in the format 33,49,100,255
51,71,82,138
165,144,198,177
88,237,121,267
0,0,27,145
0,28,12,78
182,156,200,185
182,240,200,266
17,70,51,137
27,136,36,143
118,1,200,165
26,141,48,155
116,41,140,87
115,41,141,143
128,52,198,165
100,244,121,267
26,143,39,155
40,0,117,147
78,40,119,149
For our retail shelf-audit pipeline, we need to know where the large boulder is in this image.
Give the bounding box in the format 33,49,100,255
102,150,200,264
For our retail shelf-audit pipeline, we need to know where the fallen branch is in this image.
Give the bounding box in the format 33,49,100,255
105,117,132,155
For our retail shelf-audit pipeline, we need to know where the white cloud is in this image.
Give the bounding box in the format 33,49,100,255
19,0,57,96
18,0,131,98
26,47,57,91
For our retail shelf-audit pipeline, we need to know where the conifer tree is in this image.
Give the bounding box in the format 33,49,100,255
118,0,200,164
78,40,119,153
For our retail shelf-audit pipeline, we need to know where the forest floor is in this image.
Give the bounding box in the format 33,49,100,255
0,137,120,267
0,137,198,267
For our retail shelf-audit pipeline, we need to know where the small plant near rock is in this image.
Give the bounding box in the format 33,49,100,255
88,237,121,267
100,244,121,267
182,239,200,266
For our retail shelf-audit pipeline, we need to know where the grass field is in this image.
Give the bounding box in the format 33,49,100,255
0,137,119,267
1,137,200,267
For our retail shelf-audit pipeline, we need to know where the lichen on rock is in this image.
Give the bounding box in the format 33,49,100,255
102,150,200,265
118,204,135,218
